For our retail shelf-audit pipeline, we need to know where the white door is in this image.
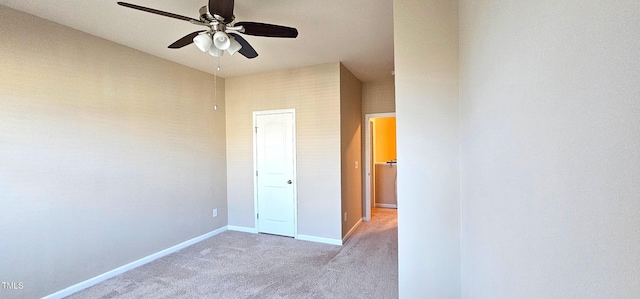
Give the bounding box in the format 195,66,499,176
255,111,296,237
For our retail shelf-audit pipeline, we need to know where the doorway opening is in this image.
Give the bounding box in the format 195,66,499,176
364,113,397,221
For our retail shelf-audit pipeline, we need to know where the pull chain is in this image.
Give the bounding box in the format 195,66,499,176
214,58,221,110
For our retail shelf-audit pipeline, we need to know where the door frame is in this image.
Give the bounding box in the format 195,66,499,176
364,112,396,221
253,109,298,236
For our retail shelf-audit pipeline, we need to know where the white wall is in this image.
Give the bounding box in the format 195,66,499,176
0,6,227,298
459,0,640,297
393,0,461,297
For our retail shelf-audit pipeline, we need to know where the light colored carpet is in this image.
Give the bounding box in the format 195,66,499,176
68,208,398,298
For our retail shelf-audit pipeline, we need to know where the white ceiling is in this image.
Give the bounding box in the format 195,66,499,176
0,0,394,82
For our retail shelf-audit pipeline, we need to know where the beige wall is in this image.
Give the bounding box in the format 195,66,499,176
362,79,396,115
460,0,640,297
0,6,227,299
225,63,343,241
393,0,461,297
339,64,363,238
375,163,397,205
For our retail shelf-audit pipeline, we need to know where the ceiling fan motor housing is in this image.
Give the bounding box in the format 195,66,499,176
199,6,215,22
200,5,234,24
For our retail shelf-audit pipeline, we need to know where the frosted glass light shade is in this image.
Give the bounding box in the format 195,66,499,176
193,33,212,52
209,47,224,57
227,36,242,55
213,31,231,50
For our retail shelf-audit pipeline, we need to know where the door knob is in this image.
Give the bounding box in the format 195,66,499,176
287,180,292,184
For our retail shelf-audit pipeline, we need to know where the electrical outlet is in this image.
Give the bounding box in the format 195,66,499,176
355,161,359,169
344,212,347,222
212,208,218,218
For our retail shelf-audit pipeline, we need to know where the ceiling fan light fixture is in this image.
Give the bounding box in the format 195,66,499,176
193,33,212,52
227,36,242,55
213,31,231,50
209,46,224,57
117,1,298,60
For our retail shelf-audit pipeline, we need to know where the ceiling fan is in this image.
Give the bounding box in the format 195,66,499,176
117,0,298,59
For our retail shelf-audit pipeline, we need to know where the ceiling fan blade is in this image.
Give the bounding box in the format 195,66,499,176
168,31,206,49
236,22,298,38
228,33,258,59
209,0,234,23
117,2,200,23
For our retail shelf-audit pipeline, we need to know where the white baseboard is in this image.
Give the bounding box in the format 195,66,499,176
375,203,397,209
43,226,228,299
296,234,342,246
230,226,340,246
342,218,363,243
227,225,258,234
